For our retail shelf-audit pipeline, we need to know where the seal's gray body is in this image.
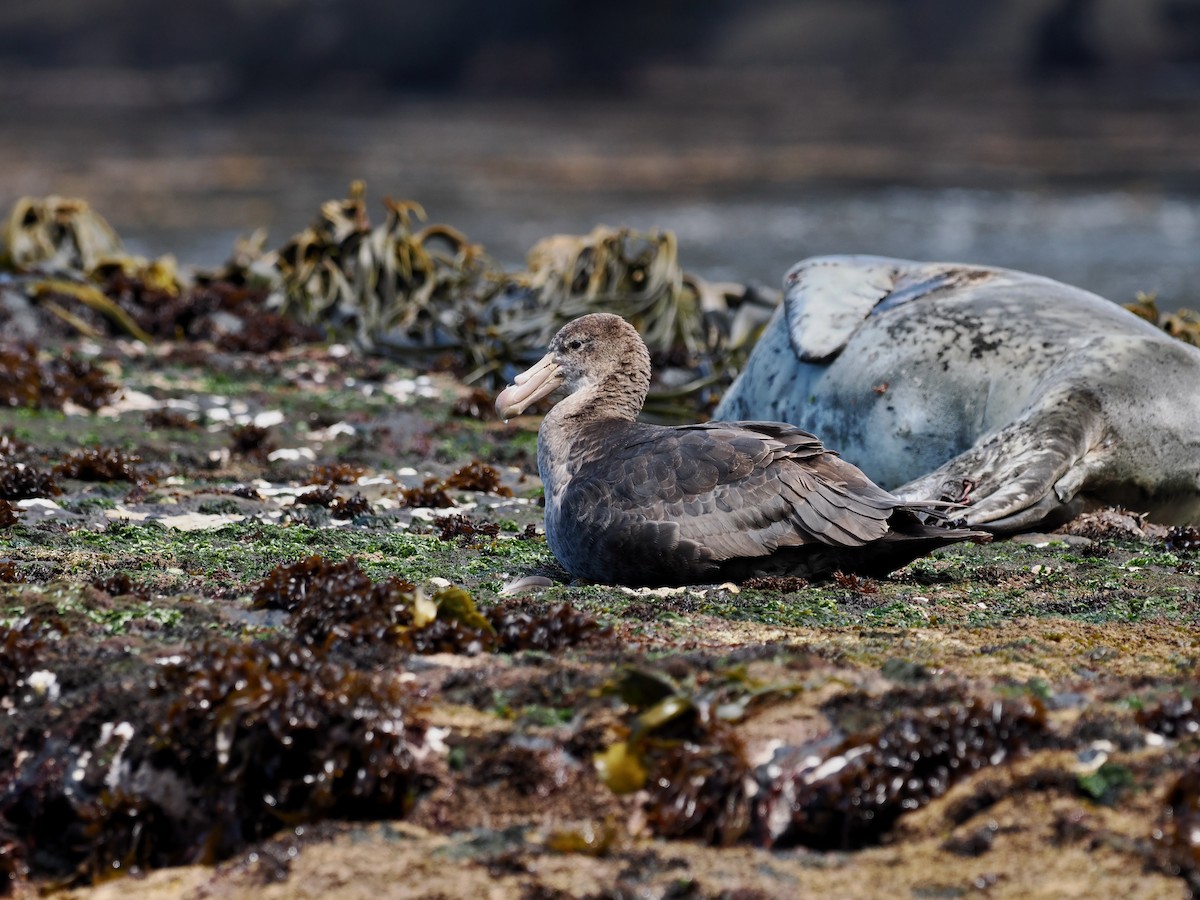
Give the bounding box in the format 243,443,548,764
714,255,1200,531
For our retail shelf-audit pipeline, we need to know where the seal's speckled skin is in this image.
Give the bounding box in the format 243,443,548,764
715,255,1200,532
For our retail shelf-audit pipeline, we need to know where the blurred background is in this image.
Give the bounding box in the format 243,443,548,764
3,0,1200,305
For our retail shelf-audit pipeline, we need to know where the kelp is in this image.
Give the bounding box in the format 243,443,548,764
1125,291,1200,347
1,187,779,415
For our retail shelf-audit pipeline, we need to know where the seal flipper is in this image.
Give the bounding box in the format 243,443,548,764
784,256,1003,363
895,388,1107,533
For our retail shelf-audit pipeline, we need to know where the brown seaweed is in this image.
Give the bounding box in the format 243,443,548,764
754,697,1048,849
0,632,433,891
1154,755,1200,890
0,344,117,412
0,462,60,500
54,448,145,484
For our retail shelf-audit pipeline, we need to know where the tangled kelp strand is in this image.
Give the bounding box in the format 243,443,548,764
2,196,121,272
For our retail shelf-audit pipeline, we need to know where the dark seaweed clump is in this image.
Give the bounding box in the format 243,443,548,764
451,387,495,420
741,575,809,592
0,617,61,699
229,423,274,459
307,463,367,485
1136,696,1200,739
295,485,338,507
92,270,322,353
595,669,756,846
292,486,371,519
400,477,453,508
1165,526,1200,553
754,697,1048,849
0,633,432,892
54,447,145,484
0,500,17,527
0,344,118,412
400,460,513,509
0,462,60,500
329,492,372,518
252,555,417,654
443,460,513,497
599,680,1048,853
251,556,603,658
434,513,500,544
215,311,324,354
1155,755,1200,890
147,641,430,851
143,408,199,431
90,572,149,601
645,726,753,847
489,600,608,653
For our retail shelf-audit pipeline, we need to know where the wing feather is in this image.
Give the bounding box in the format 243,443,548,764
565,420,914,571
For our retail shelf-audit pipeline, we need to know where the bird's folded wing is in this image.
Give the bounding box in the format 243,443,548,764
600,423,901,560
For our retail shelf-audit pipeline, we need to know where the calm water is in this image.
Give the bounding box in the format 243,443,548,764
115,188,1200,311
3,89,1198,308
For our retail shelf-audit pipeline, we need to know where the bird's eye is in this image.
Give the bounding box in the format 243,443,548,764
567,339,584,350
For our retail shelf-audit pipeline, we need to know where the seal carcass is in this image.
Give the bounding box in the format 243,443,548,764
714,255,1200,532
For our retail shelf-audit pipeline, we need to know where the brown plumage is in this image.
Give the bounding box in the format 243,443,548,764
496,313,988,586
